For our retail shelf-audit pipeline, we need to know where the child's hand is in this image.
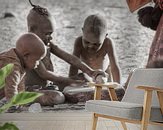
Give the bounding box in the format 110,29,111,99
95,74,108,84
91,70,108,84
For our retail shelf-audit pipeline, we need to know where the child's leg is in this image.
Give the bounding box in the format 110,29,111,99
35,90,65,106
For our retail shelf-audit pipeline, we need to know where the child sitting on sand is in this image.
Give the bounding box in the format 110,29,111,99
63,14,125,103
0,33,46,101
69,14,121,83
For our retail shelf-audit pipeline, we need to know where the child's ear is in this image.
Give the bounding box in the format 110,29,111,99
23,52,30,60
30,25,37,32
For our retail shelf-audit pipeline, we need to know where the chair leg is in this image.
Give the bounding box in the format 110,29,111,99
92,113,98,130
157,91,163,114
121,121,127,130
141,123,148,130
108,88,118,101
141,90,152,130
94,86,102,100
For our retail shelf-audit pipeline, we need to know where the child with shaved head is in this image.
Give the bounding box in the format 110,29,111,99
69,14,121,83
64,14,124,103
0,33,46,100
26,1,106,105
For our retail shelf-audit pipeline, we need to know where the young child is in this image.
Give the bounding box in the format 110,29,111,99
25,2,105,106
64,14,124,103
69,14,121,83
0,33,46,100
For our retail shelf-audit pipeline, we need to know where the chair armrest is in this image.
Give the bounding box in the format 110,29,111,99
87,82,119,101
137,86,163,92
87,82,119,89
137,86,163,117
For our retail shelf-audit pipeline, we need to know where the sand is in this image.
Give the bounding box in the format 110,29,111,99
0,0,155,83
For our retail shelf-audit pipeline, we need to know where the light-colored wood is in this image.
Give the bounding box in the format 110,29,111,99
121,121,127,130
107,85,126,130
92,82,122,130
96,113,141,124
88,82,119,88
141,90,153,130
150,121,163,126
89,81,119,100
93,86,101,130
92,113,98,130
137,86,163,92
108,88,118,101
94,86,102,100
95,113,163,126
92,82,126,130
157,91,163,114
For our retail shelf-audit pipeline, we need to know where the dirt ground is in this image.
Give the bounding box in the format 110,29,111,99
0,0,155,83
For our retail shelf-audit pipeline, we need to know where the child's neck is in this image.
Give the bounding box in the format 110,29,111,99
14,49,26,69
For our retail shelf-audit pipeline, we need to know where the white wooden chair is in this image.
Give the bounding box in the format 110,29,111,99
85,68,163,130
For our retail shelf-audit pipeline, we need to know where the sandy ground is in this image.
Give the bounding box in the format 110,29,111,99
0,0,155,83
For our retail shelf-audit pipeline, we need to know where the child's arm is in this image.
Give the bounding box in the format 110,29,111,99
106,39,121,83
49,41,99,77
4,65,24,100
35,61,84,86
69,37,82,77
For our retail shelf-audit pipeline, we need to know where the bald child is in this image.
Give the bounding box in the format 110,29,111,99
0,33,46,100
63,15,125,103
69,14,121,83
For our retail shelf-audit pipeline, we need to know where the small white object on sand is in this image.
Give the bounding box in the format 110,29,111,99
95,75,107,84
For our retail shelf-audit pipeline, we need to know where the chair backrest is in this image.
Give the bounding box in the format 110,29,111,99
122,68,163,107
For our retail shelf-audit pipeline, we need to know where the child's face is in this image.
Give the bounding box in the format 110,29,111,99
24,53,44,70
82,31,105,53
35,19,53,45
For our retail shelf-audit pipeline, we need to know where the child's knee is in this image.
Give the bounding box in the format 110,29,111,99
36,90,65,106
55,91,65,104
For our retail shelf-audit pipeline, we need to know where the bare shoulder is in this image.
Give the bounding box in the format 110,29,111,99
103,37,114,52
74,36,82,46
104,37,113,45
73,36,83,52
